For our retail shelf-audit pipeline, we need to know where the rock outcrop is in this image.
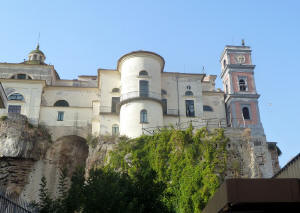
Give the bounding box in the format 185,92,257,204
0,115,278,203
0,115,89,202
0,114,50,160
21,135,89,202
85,135,122,175
0,114,51,195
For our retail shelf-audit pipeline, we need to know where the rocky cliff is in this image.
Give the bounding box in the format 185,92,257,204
0,114,88,202
0,116,279,203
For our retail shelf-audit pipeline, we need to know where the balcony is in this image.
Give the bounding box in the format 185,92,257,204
120,91,161,105
100,106,119,114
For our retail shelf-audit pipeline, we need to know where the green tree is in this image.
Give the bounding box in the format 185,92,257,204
108,127,228,212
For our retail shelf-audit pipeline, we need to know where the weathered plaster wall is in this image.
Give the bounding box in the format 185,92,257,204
42,87,99,107
99,70,121,109
202,92,226,121
99,114,119,136
120,100,163,138
161,73,204,120
0,64,55,85
0,81,44,125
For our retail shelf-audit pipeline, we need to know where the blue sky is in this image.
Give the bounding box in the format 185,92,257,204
0,0,299,166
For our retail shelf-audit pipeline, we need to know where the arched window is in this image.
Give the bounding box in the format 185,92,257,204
11,74,32,80
112,88,120,93
186,85,191,90
112,124,119,136
203,105,213,112
54,100,69,107
8,93,24,101
239,79,247,91
139,70,148,76
140,109,148,123
161,89,167,95
223,60,226,67
185,91,193,96
242,107,250,120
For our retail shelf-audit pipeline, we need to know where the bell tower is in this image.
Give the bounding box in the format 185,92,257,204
220,41,264,136
220,41,274,178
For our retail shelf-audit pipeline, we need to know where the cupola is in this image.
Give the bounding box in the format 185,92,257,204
26,43,46,64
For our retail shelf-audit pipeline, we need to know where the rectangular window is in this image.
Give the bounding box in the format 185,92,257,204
162,99,167,115
57,111,64,121
111,97,120,113
8,105,21,114
17,74,26,79
139,80,149,97
185,100,195,117
112,125,119,136
140,110,148,123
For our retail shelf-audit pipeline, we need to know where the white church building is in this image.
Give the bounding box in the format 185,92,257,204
0,43,264,140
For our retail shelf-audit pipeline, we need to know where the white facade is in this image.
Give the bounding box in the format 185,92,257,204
0,47,227,139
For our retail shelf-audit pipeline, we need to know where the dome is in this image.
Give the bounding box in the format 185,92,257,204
29,44,45,57
26,43,46,64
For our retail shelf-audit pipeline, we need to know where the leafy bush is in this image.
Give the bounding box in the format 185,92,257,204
0,115,8,121
108,127,229,212
36,127,228,213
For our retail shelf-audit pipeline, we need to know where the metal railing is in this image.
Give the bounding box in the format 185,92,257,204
0,187,36,213
100,106,120,114
142,118,228,135
120,91,161,102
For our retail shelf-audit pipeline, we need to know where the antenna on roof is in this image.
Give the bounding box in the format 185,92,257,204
202,66,205,74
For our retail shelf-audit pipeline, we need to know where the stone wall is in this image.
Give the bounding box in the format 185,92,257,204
224,128,275,178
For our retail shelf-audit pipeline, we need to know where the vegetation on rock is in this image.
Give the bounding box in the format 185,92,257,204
108,126,228,212
35,127,229,213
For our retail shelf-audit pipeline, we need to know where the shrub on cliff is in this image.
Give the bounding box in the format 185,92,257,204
108,127,228,212
36,127,228,213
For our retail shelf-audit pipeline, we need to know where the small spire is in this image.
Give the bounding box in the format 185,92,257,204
241,39,245,46
37,32,40,50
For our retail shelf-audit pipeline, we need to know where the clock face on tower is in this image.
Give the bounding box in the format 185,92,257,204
235,54,246,64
